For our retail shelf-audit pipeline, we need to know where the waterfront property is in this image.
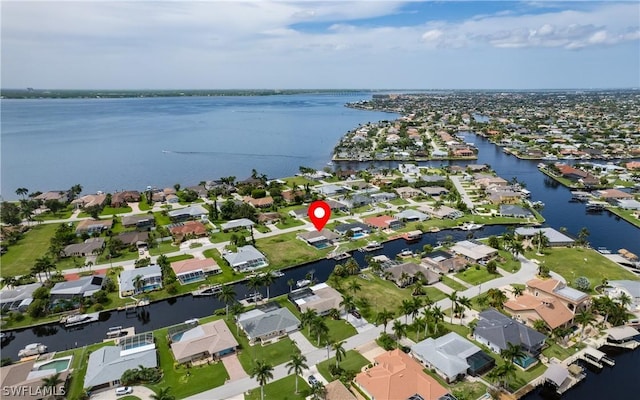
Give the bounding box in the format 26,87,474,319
111,191,141,207
394,209,430,222
49,275,105,301
334,222,371,236
167,204,208,222
170,319,239,364
604,280,640,312
450,240,498,263
119,265,163,296
354,349,450,400
61,238,105,257
0,359,70,400
363,215,404,230
297,229,340,249
171,258,221,284
0,282,43,312
411,332,495,383
422,250,468,274
84,332,157,390
514,227,576,247
473,309,546,368
223,245,268,272
237,305,300,344
288,283,343,316
385,262,439,288
418,204,463,219
499,204,534,218
75,219,113,235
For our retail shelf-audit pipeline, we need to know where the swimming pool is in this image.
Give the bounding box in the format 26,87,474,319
34,357,72,373
352,232,366,239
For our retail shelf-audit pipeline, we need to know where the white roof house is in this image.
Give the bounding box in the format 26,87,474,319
450,240,498,262
237,307,300,343
220,218,255,231
223,245,268,271
119,265,162,296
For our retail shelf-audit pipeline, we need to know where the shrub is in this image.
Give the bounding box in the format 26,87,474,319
32,287,50,300
574,276,591,291
166,283,178,295
94,304,104,311
103,277,117,293
377,332,396,351
93,290,109,304
12,311,24,322
328,364,344,377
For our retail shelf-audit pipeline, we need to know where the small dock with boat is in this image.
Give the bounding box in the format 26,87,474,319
402,230,423,242
359,241,383,252
580,346,615,368
570,190,592,202
191,284,223,297
104,326,136,343
61,312,101,328
585,200,608,212
541,362,586,395
605,326,640,350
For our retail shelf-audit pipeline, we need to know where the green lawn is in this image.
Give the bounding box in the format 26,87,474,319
282,175,320,188
316,350,370,382
138,197,152,211
153,211,172,226
225,319,300,373
78,206,132,218
244,374,311,400
275,217,306,230
96,249,139,265
255,231,331,269
420,367,487,400
608,207,640,228
149,241,180,256
0,223,59,277
149,325,229,399
254,224,271,234
526,247,640,293
389,198,410,206
454,267,498,286
166,254,194,263
54,341,114,400
210,229,250,244
440,276,468,292
120,396,141,400
202,248,245,284
542,340,583,361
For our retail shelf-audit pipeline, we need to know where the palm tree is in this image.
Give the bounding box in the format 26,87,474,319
247,274,263,303
533,230,549,254
431,305,445,335
577,227,590,246
310,317,329,346
500,343,526,365
347,280,362,295
376,308,394,333
300,309,317,336
486,288,508,308
447,291,459,324
287,278,295,292
217,285,236,319
510,241,524,260
532,319,548,333
15,187,29,199
575,308,596,339
310,381,327,400
286,352,308,394
250,360,274,400
133,274,144,294
339,294,356,314
510,285,524,297
150,387,175,400
490,361,517,390
413,316,426,341
344,258,360,275
1,276,17,289
332,341,346,367
392,320,406,346
261,272,275,299
398,271,411,287
411,297,423,321
400,299,414,324
457,296,472,324
41,372,63,399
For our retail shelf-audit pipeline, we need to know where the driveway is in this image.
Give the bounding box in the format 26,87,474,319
355,341,385,363
90,386,156,400
344,313,374,333
289,331,317,354
221,354,248,381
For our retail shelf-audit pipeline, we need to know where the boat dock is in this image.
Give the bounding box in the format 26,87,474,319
103,326,136,343
605,326,640,350
61,312,101,327
581,346,615,368
191,284,223,296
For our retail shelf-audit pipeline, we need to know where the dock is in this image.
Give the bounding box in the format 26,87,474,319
605,326,640,350
581,346,615,368
103,326,136,343
191,284,223,296
60,312,101,327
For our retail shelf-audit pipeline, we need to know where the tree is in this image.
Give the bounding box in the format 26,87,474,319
247,274,263,303
575,308,596,339
300,309,317,336
457,296,472,324
510,285,524,297
376,308,394,333
150,387,175,400
489,361,517,390
44,199,65,216
15,187,29,199
488,235,501,250
486,259,498,274
392,320,406,346
485,288,507,309
332,341,346,367
344,258,360,275
1,202,22,225
286,352,308,394
310,316,329,346
500,343,526,364
400,299,414,324
250,360,274,400
217,285,236,319
431,305,445,335
70,184,83,201
532,319,548,333
533,230,549,254
310,381,327,400
447,291,459,323
132,275,144,294
85,204,103,220
34,256,56,280
339,294,356,314
577,227,590,246
261,272,275,299
41,372,63,399
574,276,591,291
347,280,361,296
287,278,295,292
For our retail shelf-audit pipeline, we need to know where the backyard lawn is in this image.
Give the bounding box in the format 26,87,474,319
1,223,59,277
282,175,320,188
255,231,331,269
153,211,172,226
316,350,369,382
455,267,498,286
244,374,311,400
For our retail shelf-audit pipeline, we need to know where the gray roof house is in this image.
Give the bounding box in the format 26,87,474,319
168,204,208,221
119,265,163,296
0,282,42,312
474,309,547,360
334,222,371,235
223,245,268,271
84,333,157,389
385,262,440,288
237,307,300,344
394,209,429,222
499,204,534,218
411,332,495,383
314,184,348,196
297,229,340,247
514,227,575,247
50,275,105,300
61,238,105,257
121,214,156,230
221,218,255,231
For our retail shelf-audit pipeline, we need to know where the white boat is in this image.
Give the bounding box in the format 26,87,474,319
18,343,48,358
459,222,484,231
397,248,414,258
63,312,100,327
328,252,351,260
106,326,126,338
296,279,311,288
191,284,222,296
541,154,558,160
361,241,383,252
270,271,285,277
184,318,199,325
245,292,263,303
520,189,531,198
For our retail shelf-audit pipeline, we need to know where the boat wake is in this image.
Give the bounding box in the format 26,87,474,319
162,150,306,159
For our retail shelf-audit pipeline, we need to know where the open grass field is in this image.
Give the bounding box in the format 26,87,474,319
282,176,320,188
455,267,499,286
525,247,640,293
255,231,331,269
153,212,172,226
244,374,311,400
316,350,369,382
1,223,59,277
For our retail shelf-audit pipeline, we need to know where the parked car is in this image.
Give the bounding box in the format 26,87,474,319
115,387,133,396
308,375,319,385
350,310,362,319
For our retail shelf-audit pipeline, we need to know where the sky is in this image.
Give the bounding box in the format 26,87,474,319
1,0,639,89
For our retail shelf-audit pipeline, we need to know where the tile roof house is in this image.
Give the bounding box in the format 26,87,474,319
1,359,69,400
111,190,141,207
237,307,300,344
116,231,149,247
525,278,590,313
474,309,547,360
289,283,344,316
171,258,221,285
243,196,274,208
119,265,163,296
223,245,268,271
281,189,305,203
363,215,403,230
34,191,69,203
169,221,208,238
597,189,634,201
170,320,239,363
61,237,105,257
75,219,113,235
354,349,450,400
385,262,440,288
71,193,107,209
411,332,495,383
50,275,105,300
395,186,424,199
325,380,357,400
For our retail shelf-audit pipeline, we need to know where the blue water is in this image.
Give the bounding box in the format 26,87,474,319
1,94,395,198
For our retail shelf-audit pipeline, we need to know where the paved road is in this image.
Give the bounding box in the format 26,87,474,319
90,386,155,400
449,175,475,210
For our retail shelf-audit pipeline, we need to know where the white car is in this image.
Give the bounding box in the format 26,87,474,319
115,387,133,396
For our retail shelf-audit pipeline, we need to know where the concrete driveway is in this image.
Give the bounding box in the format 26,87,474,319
221,354,248,381
90,386,156,400
344,313,374,333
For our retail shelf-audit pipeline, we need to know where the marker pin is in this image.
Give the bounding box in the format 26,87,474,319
308,200,331,231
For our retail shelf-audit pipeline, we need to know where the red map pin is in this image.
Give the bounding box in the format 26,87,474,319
308,200,331,231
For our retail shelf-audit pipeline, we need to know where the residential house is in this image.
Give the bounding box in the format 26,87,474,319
297,229,340,249
394,209,429,222
116,231,149,248
35,190,69,203
50,275,105,300
421,186,449,197
314,184,348,196
474,174,508,188
237,306,300,344
0,282,42,312
169,221,208,240
185,185,208,198
418,205,463,219
75,219,113,235
363,215,403,230
171,258,221,285
325,199,349,212
281,189,305,203
334,222,371,236
514,227,575,247
499,204,534,218
385,262,439,288
119,265,163,296
487,187,523,204
1,359,69,400
243,196,274,208
61,238,105,257
84,332,157,390
111,191,141,207
168,204,208,222
325,380,357,400
370,192,397,202
354,349,449,400
257,212,281,225
474,309,546,365
170,320,239,363
340,193,375,209
399,164,421,175
71,193,107,209
422,250,468,273
288,283,344,316
420,175,447,184
121,214,156,231
395,187,424,199
525,278,590,314
411,332,495,383
554,164,599,186
223,245,268,271
604,280,640,312
597,189,634,203
450,240,498,263
151,191,166,203
220,218,255,231
166,194,179,204
616,199,640,210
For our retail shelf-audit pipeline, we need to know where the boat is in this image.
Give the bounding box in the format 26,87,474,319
18,343,47,358
397,248,414,258
597,247,612,255
330,252,351,261
361,241,383,252
245,292,263,303
270,271,285,278
520,188,531,198
586,201,606,212
106,326,127,338
459,222,484,231
184,318,199,325
0,332,13,344
541,154,558,160
402,230,422,242
296,279,312,288
62,312,100,327
192,284,223,296
570,191,592,202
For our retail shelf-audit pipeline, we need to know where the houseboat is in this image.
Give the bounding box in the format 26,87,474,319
18,343,48,358
361,241,383,252
402,230,422,242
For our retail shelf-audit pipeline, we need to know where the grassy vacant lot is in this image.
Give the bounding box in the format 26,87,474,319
150,325,229,399
77,206,132,218
255,231,331,269
225,319,300,373
455,267,498,286
96,248,139,265
440,276,468,292
542,340,583,361
149,241,180,256
275,217,306,230
389,198,409,206
1,223,58,277
316,350,369,382
527,247,640,293
245,374,311,400
203,248,244,284
153,211,172,226
282,175,320,188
